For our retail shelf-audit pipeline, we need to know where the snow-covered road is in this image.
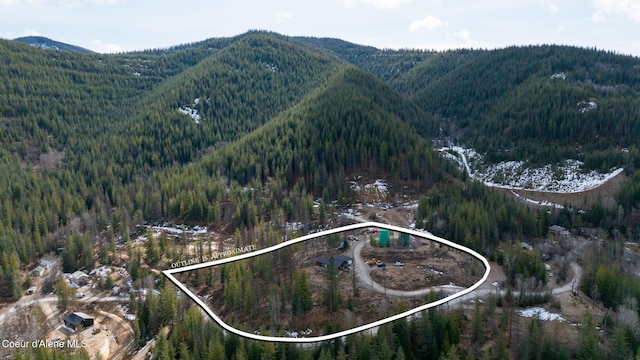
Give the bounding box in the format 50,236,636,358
440,146,624,194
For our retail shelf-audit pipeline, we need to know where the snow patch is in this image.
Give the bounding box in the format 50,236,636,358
285,222,303,232
578,98,597,113
178,98,205,124
263,62,279,72
178,106,201,124
351,179,389,194
518,307,565,321
510,190,564,209
404,202,419,209
350,181,362,192
365,179,389,194
440,146,623,194
89,266,112,278
412,226,434,236
151,224,208,235
285,328,312,338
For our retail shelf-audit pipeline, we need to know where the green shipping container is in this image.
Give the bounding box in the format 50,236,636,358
400,233,410,246
379,229,390,247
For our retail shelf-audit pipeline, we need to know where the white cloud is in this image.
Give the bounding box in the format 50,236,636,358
275,11,291,23
453,30,470,40
340,0,412,9
540,0,560,13
1,0,125,4
21,28,41,36
409,15,448,32
56,0,127,6
91,39,122,53
592,0,640,22
0,0,45,5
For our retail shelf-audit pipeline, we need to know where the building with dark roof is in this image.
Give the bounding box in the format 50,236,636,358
63,312,94,331
316,256,353,270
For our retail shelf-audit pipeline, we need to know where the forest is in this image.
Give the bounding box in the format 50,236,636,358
2,31,640,359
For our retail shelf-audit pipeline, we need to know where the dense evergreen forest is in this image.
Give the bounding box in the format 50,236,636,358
303,39,640,170
3,30,640,359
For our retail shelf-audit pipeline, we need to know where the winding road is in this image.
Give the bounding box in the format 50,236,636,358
350,223,582,305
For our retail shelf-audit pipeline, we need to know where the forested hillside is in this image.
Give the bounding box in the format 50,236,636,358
402,46,640,170
304,40,640,171
150,65,447,225
0,32,342,267
14,36,95,54
2,30,640,289
3,30,640,359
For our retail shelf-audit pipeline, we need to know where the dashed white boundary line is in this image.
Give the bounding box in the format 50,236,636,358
163,221,490,343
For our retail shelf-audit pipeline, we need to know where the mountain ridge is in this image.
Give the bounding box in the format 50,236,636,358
14,35,95,54
0,30,639,265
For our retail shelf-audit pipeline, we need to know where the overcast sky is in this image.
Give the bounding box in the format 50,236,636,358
1,0,639,56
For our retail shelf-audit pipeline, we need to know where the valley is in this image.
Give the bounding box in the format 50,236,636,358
1,31,640,358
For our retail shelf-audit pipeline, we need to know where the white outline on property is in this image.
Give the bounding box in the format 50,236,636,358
163,221,491,343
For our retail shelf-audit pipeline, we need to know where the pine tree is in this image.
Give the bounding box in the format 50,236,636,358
291,270,313,314
145,229,161,264
577,314,601,360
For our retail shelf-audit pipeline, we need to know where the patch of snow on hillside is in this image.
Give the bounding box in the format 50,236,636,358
519,307,565,321
410,222,435,236
151,224,208,235
351,179,389,194
286,222,303,232
510,190,564,209
404,202,419,209
178,106,201,124
440,146,623,193
350,181,362,192
578,98,597,113
178,98,205,124
90,266,112,277
551,72,566,80
264,63,279,72
364,179,389,194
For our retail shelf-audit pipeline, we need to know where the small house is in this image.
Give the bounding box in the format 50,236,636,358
335,255,353,266
549,225,570,236
71,271,89,286
316,256,352,271
63,312,94,331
